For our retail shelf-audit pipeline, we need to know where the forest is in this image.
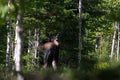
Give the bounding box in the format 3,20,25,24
1,0,120,80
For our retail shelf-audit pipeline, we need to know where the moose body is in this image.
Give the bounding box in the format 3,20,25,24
40,36,59,70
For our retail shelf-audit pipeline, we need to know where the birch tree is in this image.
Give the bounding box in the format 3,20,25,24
110,21,120,61
33,28,40,67
110,29,116,60
117,22,120,61
78,0,82,69
27,29,31,55
6,19,12,70
6,0,16,71
14,13,24,80
110,22,117,60
13,0,24,80
105,0,120,61
6,0,12,71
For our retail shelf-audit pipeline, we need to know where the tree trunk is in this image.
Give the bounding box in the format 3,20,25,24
78,0,82,69
34,28,40,67
14,12,22,72
110,21,117,60
6,19,12,70
28,29,31,55
36,28,40,66
6,0,12,71
13,0,24,77
117,22,119,61
14,13,24,80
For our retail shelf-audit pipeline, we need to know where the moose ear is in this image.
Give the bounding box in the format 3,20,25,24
56,33,60,38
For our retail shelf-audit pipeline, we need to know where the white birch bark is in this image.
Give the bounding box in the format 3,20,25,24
110,21,117,60
78,0,82,69
34,28,40,66
36,29,40,65
14,13,24,80
117,22,119,61
34,29,37,59
14,14,22,72
99,36,102,57
6,19,12,70
6,0,12,70
28,30,31,55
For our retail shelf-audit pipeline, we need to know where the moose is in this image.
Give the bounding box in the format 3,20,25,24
39,34,60,70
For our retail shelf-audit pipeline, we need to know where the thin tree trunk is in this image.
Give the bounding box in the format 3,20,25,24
78,0,82,69
110,21,117,60
34,29,37,59
117,22,119,61
14,11,24,80
36,28,40,65
14,12,22,72
6,19,12,70
99,35,102,57
6,0,12,71
28,29,31,55
34,28,40,67
33,29,37,66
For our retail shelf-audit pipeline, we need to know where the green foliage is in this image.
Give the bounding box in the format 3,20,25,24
0,25,6,65
0,19,5,25
23,55,35,71
0,5,9,18
0,64,5,71
0,71,16,80
103,0,120,22
1,0,120,80
94,62,110,70
0,2,15,18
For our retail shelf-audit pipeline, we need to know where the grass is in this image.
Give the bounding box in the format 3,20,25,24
1,61,120,80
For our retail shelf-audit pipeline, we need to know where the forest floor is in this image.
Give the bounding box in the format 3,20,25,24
1,66,120,80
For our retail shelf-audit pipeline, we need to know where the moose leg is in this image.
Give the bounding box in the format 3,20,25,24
52,60,57,70
43,49,51,69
